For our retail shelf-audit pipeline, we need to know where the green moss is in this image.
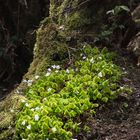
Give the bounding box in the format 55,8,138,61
0,112,13,129
0,129,15,140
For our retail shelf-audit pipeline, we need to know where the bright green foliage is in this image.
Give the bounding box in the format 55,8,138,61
15,45,131,140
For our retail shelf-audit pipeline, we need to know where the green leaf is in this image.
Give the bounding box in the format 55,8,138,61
102,97,108,103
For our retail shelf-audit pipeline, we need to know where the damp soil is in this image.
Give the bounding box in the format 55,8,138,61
86,54,140,140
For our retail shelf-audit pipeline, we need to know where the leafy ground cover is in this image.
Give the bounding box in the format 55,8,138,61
15,45,131,140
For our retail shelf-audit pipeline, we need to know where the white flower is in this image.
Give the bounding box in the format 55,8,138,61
35,75,39,79
120,86,124,90
48,68,52,72
45,72,51,77
28,83,32,86
31,108,35,111
75,68,78,72
43,98,47,101
15,90,20,94
21,99,26,103
124,71,127,74
55,70,59,73
55,65,60,69
82,56,86,60
27,125,31,130
52,65,56,69
72,139,78,140
98,72,103,77
83,45,86,48
28,80,33,83
52,127,57,132
122,67,125,70
22,120,26,126
58,25,65,30
25,103,29,107
8,125,12,129
22,139,27,140
46,138,49,140
66,69,70,73
48,88,52,92
98,56,102,60
35,107,40,111
10,109,14,113
27,80,33,86
23,79,27,83
34,114,39,121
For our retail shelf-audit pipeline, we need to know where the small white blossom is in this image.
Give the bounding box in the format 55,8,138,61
75,68,78,72
22,139,27,140
15,89,20,94
27,80,33,86
55,65,60,69
45,72,51,77
122,68,125,70
25,103,29,107
66,69,70,73
98,56,102,60
124,71,127,74
52,127,57,132
48,68,52,72
55,70,59,73
28,80,33,83
46,138,49,140
35,107,40,111
83,45,86,48
10,109,14,113
98,72,103,77
23,79,27,83
28,83,32,86
21,120,26,126
82,56,86,60
72,139,78,140
34,114,39,121
35,75,39,79
21,99,26,103
43,98,47,101
31,108,34,111
8,125,12,129
120,86,124,90
58,25,64,30
48,88,52,92
52,65,56,69
27,125,31,130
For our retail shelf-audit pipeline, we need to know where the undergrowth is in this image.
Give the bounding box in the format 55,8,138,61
15,45,131,140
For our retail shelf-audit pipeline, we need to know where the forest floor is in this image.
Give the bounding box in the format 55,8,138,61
0,49,140,140
88,53,140,140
